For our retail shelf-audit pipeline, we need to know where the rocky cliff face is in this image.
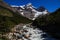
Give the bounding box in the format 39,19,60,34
11,3,49,20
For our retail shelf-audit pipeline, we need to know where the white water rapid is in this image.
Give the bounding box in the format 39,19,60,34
8,24,56,40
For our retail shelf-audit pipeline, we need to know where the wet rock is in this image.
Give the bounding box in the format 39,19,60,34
8,32,13,39
23,29,28,32
29,33,32,35
24,34,30,39
18,39,23,40
19,30,24,34
41,34,48,38
17,35,23,39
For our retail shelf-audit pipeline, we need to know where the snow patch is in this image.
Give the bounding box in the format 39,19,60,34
20,5,25,9
11,5,20,7
21,12,24,15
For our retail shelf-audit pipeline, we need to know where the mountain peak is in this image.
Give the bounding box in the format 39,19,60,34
11,3,49,20
37,6,46,12
27,3,32,6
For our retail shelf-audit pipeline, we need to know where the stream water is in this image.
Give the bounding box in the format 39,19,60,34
8,24,57,40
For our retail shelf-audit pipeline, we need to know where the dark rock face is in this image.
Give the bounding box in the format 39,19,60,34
37,6,46,12
32,8,60,39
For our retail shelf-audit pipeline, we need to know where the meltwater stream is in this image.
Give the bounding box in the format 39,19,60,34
8,24,56,40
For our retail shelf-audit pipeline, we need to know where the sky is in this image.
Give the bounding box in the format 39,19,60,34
3,0,60,12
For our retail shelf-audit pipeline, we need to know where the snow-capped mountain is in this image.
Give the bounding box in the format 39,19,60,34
11,3,49,20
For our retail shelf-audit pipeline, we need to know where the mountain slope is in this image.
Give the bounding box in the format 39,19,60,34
32,8,60,39
0,1,32,34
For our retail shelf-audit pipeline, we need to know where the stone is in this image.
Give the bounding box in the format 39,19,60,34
18,39,23,40
24,34,30,39
23,30,28,32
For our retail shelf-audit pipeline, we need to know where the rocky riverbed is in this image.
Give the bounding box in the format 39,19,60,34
7,24,56,40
